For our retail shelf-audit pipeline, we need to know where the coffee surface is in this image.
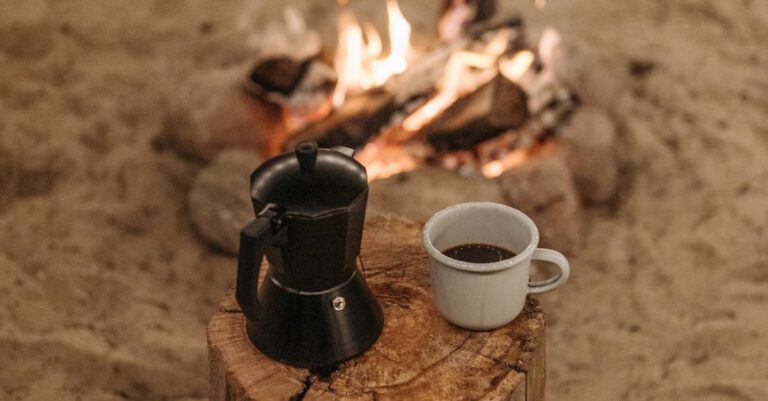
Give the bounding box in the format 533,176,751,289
442,243,517,263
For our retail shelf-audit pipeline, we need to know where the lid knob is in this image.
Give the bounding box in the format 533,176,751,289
295,141,318,173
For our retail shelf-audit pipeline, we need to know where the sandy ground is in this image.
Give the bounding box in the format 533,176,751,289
1,0,767,400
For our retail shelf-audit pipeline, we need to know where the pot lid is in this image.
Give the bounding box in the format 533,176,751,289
250,142,368,217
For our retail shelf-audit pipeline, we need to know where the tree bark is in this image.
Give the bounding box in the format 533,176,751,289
208,215,546,401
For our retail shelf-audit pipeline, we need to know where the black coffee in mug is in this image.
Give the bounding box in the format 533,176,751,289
442,243,517,263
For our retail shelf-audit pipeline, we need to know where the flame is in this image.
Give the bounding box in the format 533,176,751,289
371,0,411,85
332,0,411,108
482,149,528,178
499,50,534,82
328,7,565,182
363,22,382,59
535,0,547,9
332,10,366,107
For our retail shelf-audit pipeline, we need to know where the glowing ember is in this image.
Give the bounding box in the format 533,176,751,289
499,50,535,82
332,0,412,108
482,149,528,178
356,140,420,181
402,92,455,131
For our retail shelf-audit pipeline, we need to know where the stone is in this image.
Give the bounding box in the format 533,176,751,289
188,150,262,254
559,106,619,204
496,155,583,255
161,66,288,161
368,167,505,222
547,34,627,110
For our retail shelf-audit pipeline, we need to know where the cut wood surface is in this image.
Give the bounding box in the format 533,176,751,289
208,215,546,401
424,74,529,151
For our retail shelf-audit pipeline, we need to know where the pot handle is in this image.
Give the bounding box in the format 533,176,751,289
236,205,281,322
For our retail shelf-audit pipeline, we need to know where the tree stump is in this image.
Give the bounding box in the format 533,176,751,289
208,216,547,401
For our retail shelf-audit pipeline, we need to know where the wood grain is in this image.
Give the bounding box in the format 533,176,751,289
208,215,546,401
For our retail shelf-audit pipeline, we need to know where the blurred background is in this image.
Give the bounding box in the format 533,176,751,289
0,0,767,400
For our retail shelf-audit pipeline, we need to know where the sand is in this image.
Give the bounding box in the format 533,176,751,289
1,0,767,400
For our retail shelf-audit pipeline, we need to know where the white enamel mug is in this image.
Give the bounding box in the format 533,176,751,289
423,202,570,330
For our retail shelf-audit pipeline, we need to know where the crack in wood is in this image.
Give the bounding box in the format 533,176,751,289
209,216,545,400
354,334,473,391
289,376,313,401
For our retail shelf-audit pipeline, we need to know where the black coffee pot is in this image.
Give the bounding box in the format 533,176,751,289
236,141,383,367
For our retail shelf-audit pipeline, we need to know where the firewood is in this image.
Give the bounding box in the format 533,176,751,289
388,17,524,104
245,57,312,96
281,18,527,153
208,215,547,401
283,90,396,150
423,74,528,151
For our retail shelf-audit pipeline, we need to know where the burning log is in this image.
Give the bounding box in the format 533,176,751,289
283,89,396,150
243,58,336,132
423,73,528,151
245,57,312,96
285,18,526,153
388,17,524,104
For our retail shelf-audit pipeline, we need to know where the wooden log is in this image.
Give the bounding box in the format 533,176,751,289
283,19,526,152
283,90,396,150
424,74,529,151
208,215,547,401
245,57,313,96
388,17,524,105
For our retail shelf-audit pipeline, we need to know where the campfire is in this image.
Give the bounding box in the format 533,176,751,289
242,0,578,181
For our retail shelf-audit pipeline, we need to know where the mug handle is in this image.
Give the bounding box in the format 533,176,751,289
527,248,570,294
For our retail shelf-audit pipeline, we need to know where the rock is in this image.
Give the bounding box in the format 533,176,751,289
161,66,288,161
368,167,505,222
496,155,583,255
558,107,619,204
424,75,529,152
188,150,262,254
548,34,627,109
